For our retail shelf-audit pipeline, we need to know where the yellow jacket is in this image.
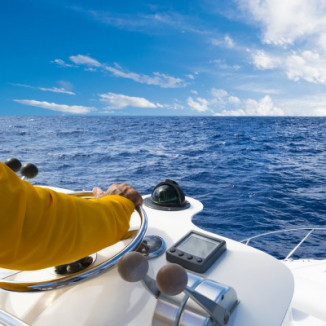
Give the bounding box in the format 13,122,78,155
0,162,134,270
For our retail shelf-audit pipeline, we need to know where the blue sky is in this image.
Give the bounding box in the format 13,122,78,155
2,0,326,116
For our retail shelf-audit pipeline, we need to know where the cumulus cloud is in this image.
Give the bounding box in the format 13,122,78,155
285,50,326,84
99,92,163,109
252,50,280,69
215,96,285,116
188,89,227,113
188,87,326,116
188,88,286,116
239,0,326,45
242,0,326,85
14,99,94,114
251,49,326,84
187,97,211,112
228,96,241,104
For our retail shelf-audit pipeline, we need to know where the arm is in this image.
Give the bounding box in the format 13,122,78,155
0,162,137,270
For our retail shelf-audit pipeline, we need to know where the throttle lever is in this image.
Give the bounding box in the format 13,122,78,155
118,252,238,325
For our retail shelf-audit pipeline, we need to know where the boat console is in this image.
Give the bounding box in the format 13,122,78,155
0,168,295,326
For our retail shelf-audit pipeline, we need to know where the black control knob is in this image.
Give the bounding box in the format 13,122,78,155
20,163,38,179
5,158,22,172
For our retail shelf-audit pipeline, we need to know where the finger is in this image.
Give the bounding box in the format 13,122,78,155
105,184,119,195
125,188,143,207
92,187,105,198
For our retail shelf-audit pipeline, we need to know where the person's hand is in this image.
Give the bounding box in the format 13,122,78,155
93,183,143,207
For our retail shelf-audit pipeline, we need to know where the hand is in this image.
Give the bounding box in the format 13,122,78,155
93,183,143,207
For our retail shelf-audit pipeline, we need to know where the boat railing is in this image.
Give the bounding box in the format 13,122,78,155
0,309,29,326
240,227,326,261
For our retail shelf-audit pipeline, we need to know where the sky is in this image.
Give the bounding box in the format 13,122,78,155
2,0,326,116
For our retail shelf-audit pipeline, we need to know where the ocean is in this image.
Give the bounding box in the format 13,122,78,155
1,116,325,258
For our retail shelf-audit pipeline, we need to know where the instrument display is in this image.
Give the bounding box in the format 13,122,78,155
166,231,226,273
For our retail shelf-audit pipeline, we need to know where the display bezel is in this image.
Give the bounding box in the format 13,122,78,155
166,231,226,273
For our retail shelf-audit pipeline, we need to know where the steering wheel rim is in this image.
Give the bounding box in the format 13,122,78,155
0,191,148,292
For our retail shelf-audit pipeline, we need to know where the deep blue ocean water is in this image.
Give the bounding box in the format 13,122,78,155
1,116,325,258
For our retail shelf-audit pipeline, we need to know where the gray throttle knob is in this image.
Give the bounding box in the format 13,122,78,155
156,263,188,296
117,252,149,282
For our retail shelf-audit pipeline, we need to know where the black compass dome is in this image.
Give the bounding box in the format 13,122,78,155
144,179,190,211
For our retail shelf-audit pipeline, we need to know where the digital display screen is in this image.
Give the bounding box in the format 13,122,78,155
177,233,220,258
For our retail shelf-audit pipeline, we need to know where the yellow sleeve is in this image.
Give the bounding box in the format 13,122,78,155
0,162,135,270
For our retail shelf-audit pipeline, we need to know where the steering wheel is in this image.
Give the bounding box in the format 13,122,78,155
0,191,148,292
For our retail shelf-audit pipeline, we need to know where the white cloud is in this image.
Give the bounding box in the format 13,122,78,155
38,87,75,95
188,88,234,113
210,91,326,116
224,35,235,48
69,54,101,67
99,92,162,109
286,50,326,84
104,65,186,88
11,83,75,95
252,50,280,69
52,58,74,67
251,49,326,84
188,87,287,116
246,96,284,115
169,101,185,110
211,34,236,48
84,9,210,36
210,59,241,70
211,88,228,99
187,97,211,113
242,0,326,85
240,0,326,45
215,95,285,116
228,96,241,104
62,54,186,88
14,99,94,114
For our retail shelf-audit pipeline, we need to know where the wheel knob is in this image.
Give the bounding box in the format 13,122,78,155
5,158,22,172
20,163,38,179
117,252,149,282
156,263,188,296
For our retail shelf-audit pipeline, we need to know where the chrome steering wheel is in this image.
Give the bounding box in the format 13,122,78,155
0,191,148,292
